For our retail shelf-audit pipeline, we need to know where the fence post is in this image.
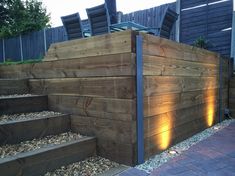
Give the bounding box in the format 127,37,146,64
19,35,23,61
43,28,47,54
2,39,5,63
175,0,181,42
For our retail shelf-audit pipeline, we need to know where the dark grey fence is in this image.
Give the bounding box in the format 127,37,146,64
0,1,233,62
0,26,67,62
180,0,233,56
121,2,176,39
0,2,176,62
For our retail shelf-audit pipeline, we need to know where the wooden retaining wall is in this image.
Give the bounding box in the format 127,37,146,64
0,30,229,165
229,77,235,116
0,31,138,165
141,33,229,159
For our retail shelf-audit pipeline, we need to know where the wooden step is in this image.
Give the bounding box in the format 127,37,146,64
0,114,70,145
0,95,48,115
0,79,29,95
0,137,96,176
29,77,135,99
48,94,134,121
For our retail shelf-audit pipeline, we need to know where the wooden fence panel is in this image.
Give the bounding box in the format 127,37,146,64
22,29,45,60
181,0,206,9
0,39,3,62
121,3,176,40
45,26,67,50
0,1,232,61
4,36,21,61
180,0,233,57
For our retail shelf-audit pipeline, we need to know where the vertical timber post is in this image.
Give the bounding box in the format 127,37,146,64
175,0,181,42
136,35,144,164
19,34,23,61
2,39,5,63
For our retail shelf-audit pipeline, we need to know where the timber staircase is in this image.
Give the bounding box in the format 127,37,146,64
0,79,96,176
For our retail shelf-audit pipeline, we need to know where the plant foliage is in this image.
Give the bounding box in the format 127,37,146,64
0,0,50,38
193,36,212,49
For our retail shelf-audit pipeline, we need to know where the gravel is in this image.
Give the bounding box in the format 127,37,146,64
0,94,34,99
44,156,119,176
136,119,235,173
0,132,83,159
0,111,62,123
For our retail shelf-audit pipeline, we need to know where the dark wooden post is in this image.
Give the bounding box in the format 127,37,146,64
105,0,117,24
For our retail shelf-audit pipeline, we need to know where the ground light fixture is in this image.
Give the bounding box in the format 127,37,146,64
213,126,220,130
168,150,178,155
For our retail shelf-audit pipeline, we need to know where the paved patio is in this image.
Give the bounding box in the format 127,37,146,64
120,122,235,176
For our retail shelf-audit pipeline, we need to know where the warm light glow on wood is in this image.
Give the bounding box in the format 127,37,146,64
153,95,175,150
159,123,172,150
206,83,216,127
207,105,214,127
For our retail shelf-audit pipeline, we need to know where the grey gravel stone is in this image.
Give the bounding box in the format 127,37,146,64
44,156,119,176
136,119,235,173
0,132,83,158
0,111,62,123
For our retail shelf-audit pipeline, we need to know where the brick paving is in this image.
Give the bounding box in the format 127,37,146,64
150,122,235,176
119,122,235,176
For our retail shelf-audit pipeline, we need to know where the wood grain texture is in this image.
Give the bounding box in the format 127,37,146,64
29,77,136,99
0,30,230,166
44,30,136,61
144,103,219,139
0,95,48,115
144,115,212,159
142,33,229,160
144,89,219,117
0,114,70,145
0,79,29,95
71,115,136,144
48,94,135,121
0,137,96,176
229,77,235,118
144,76,219,96
143,55,218,76
0,53,136,79
141,33,220,65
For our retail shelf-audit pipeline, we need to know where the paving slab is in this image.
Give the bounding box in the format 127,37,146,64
150,122,235,176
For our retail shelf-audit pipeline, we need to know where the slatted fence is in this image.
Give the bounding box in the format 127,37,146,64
0,1,233,62
0,27,67,62
121,2,176,39
180,0,233,56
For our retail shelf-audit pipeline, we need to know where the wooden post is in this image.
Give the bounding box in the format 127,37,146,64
175,0,181,42
105,0,117,24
